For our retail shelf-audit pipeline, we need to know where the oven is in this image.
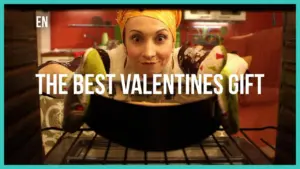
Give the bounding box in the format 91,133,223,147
4,7,296,165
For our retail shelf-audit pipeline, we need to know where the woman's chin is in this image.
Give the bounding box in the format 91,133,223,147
142,71,163,78
136,69,163,77
137,64,163,75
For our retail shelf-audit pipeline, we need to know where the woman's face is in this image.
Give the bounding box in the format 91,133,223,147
124,16,174,77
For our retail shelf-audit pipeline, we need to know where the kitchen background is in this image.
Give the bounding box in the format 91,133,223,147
36,9,285,158
37,10,283,52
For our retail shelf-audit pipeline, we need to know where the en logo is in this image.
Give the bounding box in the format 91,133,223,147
36,16,49,28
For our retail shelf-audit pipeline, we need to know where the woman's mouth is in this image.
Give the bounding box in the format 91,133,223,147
141,62,157,65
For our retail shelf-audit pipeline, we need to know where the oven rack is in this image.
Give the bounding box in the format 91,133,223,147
42,126,277,165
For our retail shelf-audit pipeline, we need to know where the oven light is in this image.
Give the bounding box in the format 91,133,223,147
193,25,224,29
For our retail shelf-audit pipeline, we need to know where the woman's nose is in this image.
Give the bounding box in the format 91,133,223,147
143,41,156,59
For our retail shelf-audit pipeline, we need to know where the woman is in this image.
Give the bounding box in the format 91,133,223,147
38,9,250,135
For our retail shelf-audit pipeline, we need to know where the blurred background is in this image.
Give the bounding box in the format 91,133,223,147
37,10,283,149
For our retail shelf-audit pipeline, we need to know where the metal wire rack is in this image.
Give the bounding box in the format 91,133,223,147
42,126,277,165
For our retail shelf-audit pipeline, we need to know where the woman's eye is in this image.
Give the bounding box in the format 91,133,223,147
156,34,167,43
131,35,142,43
133,37,140,42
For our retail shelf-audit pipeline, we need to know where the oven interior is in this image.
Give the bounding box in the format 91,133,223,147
4,7,296,165
42,126,277,164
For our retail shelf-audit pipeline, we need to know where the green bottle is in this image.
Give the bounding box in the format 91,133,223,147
176,31,181,48
114,25,122,43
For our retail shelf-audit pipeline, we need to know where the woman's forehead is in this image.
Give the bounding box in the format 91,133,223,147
125,16,169,32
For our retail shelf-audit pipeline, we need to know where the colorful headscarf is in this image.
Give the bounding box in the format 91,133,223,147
116,9,182,42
